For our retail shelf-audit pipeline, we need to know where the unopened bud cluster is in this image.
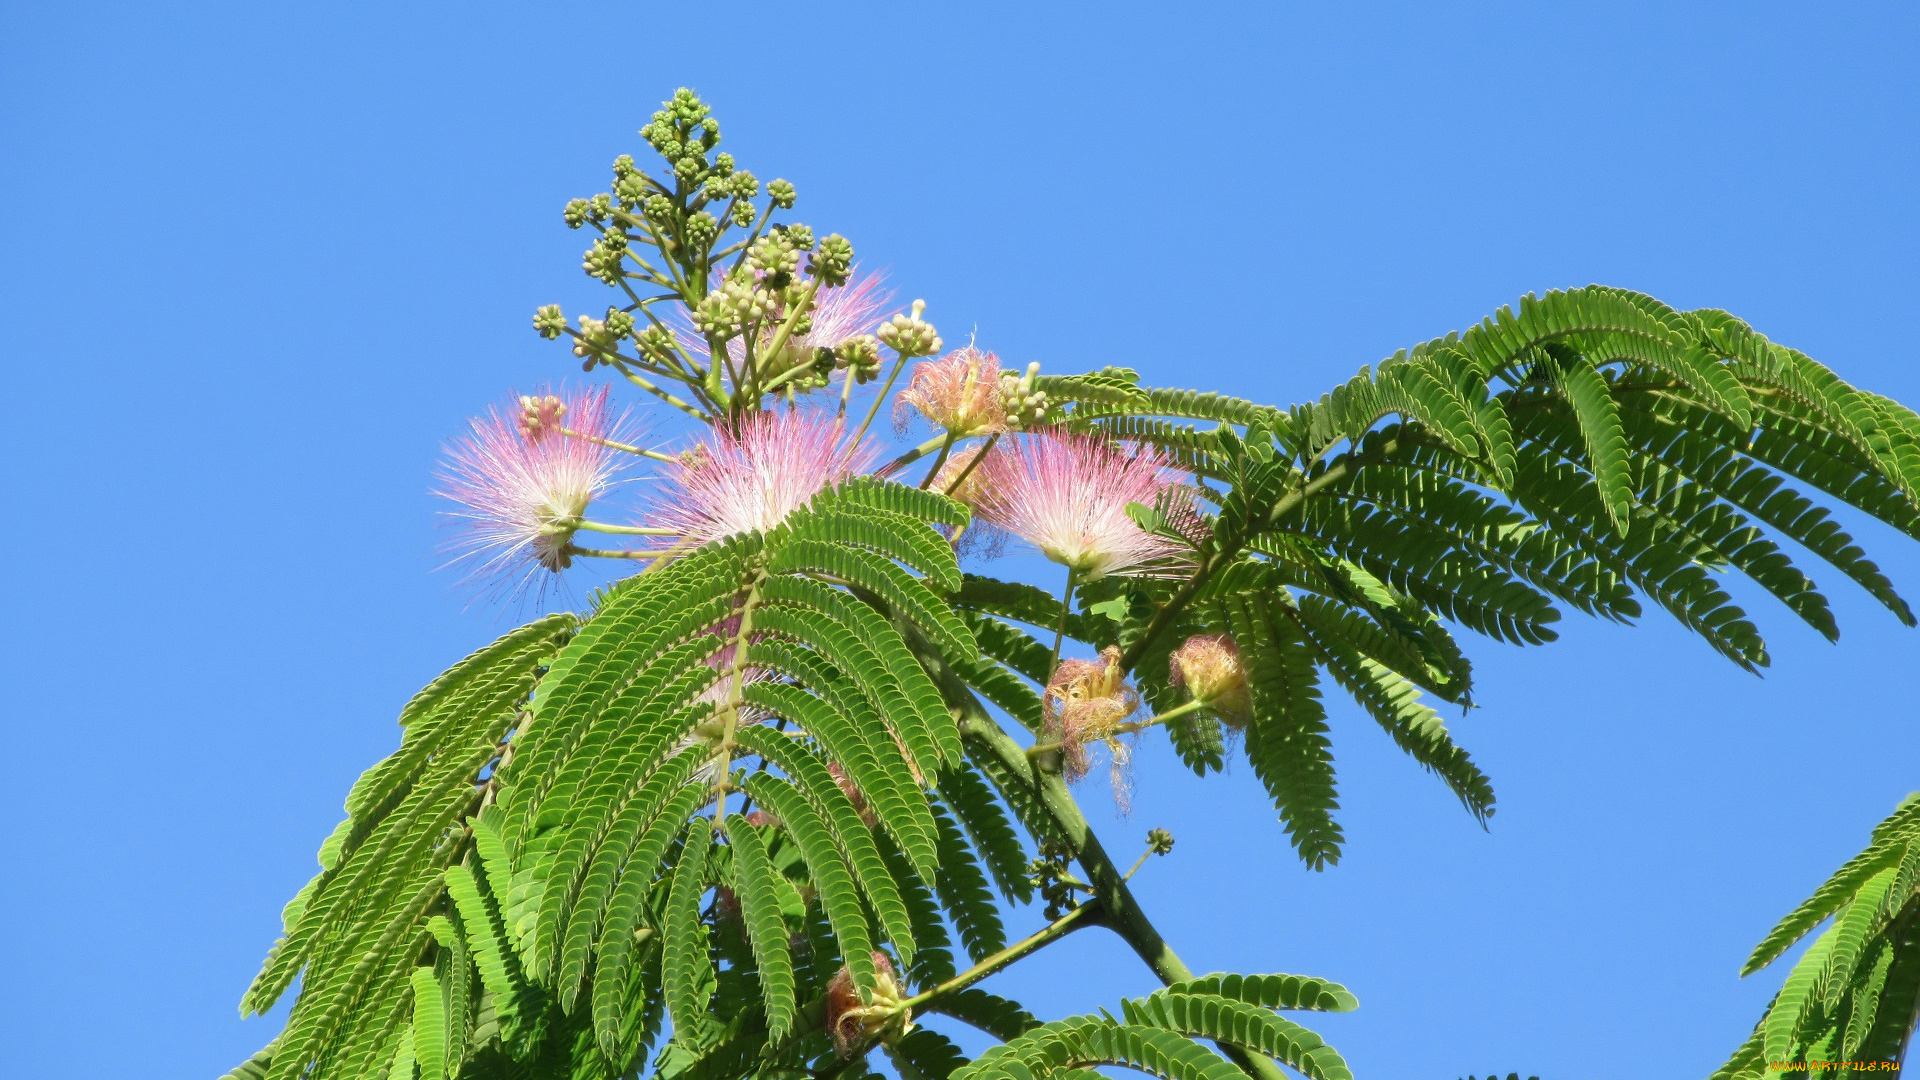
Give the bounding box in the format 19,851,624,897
999,361,1052,428
516,395,566,443
877,300,942,359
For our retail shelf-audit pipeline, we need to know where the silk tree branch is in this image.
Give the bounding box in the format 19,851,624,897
892,609,1292,1080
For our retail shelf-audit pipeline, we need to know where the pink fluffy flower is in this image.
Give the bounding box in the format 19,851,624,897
896,346,1006,436
973,432,1196,580
650,411,876,546
435,385,635,595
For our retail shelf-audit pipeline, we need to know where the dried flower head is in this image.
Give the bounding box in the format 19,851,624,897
1043,646,1142,808
1169,633,1251,728
824,952,911,1056
436,385,635,597
897,346,1006,436
649,412,875,547
974,433,1196,580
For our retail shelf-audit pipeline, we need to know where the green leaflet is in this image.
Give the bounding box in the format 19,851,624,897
1122,994,1353,1080
732,723,919,967
936,764,1034,905
928,988,1043,1042
885,1027,973,1080
928,798,1006,962
1223,593,1343,869
722,819,796,1039
594,783,708,1056
740,773,880,1000
1724,794,1920,1070
1160,972,1358,1013
410,965,449,1080
663,818,717,1050
739,658,941,879
956,1013,1250,1080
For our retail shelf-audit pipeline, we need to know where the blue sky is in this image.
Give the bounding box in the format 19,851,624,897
4,3,1919,1078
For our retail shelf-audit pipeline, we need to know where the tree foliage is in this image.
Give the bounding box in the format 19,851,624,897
1714,794,1920,1076
228,90,1920,1079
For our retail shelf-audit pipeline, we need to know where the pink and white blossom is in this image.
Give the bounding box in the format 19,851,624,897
896,346,1006,436
649,411,875,546
435,385,636,595
973,432,1196,580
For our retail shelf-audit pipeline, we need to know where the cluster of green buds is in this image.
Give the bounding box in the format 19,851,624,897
834,334,885,383
1030,838,1088,921
526,88,925,417
999,360,1053,428
571,309,637,365
877,300,942,359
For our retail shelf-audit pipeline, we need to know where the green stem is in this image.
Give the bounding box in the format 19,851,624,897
605,361,715,423
941,432,998,496
568,520,678,536
896,901,1102,1014
1027,699,1206,758
917,432,958,490
1048,566,1079,679
558,428,679,464
850,352,909,450
711,572,769,827
880,433,953,477
563,544,669,560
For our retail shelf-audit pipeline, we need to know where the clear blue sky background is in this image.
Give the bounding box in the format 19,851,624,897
4,4,1918,1078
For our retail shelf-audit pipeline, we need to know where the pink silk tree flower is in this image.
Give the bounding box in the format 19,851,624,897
896,346,1006,436
973,432,1196,581
649,411,876,547
435,385,635,596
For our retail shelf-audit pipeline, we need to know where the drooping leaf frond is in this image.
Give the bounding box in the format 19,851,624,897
1716,793,1920,1072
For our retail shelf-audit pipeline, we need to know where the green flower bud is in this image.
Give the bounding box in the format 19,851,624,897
533,304,566,339
731,170,759,199
835,334,883,375
589,193,613,217
615,173,649,207
612,154,636,179
810,234,854,287
604,309,636,338
644,194,674,221
712,151,735,177
877,300,942,359
674,155,703,180
732,202,756,228
998,361,1053,428
749,234,802,279
583,239,626,283
1147,829,1175,856
684,210,719,247
572,313,607,358
562,198,591,229
635,325,675,360
783,223,815,250
768,178,796,209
